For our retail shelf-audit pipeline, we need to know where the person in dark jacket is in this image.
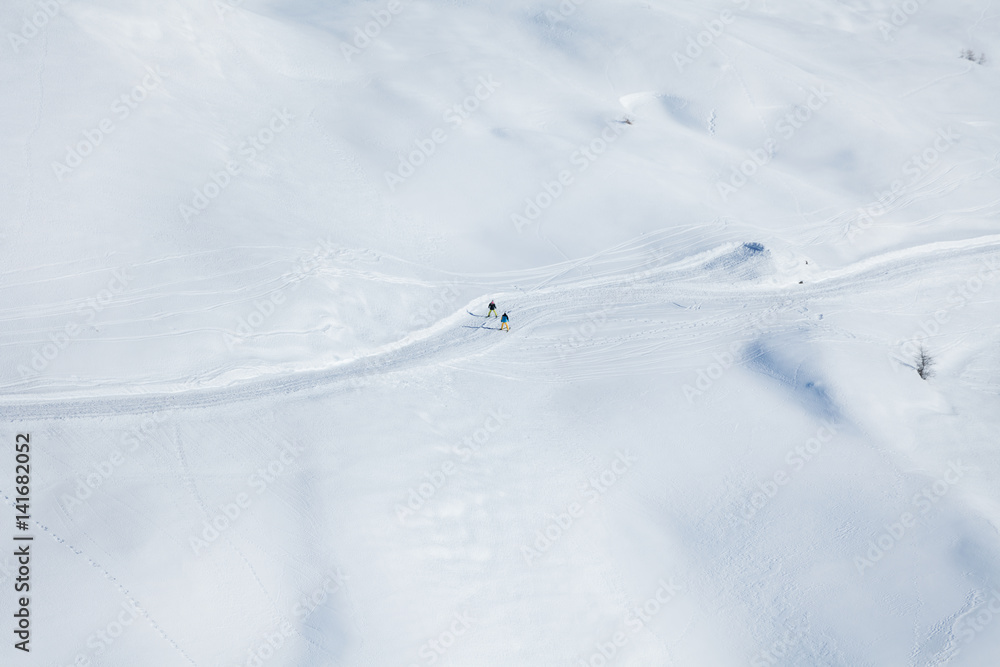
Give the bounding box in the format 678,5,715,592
488,300,498,317
500,312,509,331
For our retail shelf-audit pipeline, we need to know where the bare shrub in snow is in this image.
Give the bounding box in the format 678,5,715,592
915,345,935,380
961,49,986,65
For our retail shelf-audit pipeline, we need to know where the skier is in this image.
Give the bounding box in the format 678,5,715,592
500,312,509,331
488,300,498,317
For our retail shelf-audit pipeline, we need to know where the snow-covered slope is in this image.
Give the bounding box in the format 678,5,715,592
2,0,1000,665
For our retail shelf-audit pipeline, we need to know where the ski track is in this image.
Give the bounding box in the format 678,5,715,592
2,234,998,421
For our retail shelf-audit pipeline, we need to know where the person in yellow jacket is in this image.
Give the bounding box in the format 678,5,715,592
500,312,510,331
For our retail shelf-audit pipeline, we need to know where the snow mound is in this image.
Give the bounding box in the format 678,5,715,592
700,241,774,282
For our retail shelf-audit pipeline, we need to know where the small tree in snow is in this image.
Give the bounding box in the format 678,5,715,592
915,345,935,380
961,49,987,65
